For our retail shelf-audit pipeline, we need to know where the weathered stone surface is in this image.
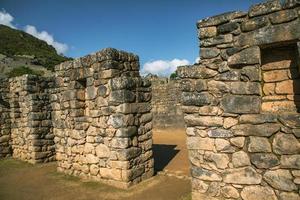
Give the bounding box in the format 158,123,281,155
263,69,290,82
250,153,280,169
215,138,235,152
248,136,272,153
208,128,233,138
228,46,261,67
232,151,251,167
237,19,300,47
198,11,246,27
223,117,238,129
241,186,277,200
249,0,282,17
204,152,229,169
185,115,223,127
232,124,280,136
279,114,300,129
269,9,298,24
221,95,260,114
221,186,239,199
201,47,220,59
216,70,240,81
95,144,110,158
187,137,215,151
223,167,262,184
241,16,269,32
281,155,300,169
181,92,213,106
191,167,222,181
230,82,261,95
199,26,217,39
201,34,233,47
230,137,245,148
279,192,300,200
217,22,239,34
207,80,229,93
273,133,300,155
177,65,218,79
264,169,297,191
239,114,277,124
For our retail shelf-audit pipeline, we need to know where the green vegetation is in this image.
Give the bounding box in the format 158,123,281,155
6,66,44,78
0,25,71,71
170,71,178,79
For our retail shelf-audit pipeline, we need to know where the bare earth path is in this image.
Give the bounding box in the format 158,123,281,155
0,129,191,200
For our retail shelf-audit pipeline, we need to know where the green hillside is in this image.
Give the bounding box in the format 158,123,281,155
0,24,70,71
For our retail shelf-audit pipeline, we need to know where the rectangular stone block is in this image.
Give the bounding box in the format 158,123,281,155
221,95,261,114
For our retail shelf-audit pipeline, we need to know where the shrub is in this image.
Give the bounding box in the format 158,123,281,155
7,66,43,78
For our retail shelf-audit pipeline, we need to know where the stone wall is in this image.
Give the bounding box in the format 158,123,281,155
9,75,55,163
150,77,184,129
179,0,300,199
52,48,153,188
0,78,11,158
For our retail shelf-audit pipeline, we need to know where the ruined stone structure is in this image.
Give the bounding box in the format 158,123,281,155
150,77,184,129
52,48,153,188
0,75,55,163
179,0,300,199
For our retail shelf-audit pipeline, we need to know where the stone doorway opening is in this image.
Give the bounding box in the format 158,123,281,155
150,77,190,178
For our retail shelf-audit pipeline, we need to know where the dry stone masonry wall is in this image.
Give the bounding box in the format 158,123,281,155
0,78,11,158
52,48,153,188
150,77,184,129
179,0,300,199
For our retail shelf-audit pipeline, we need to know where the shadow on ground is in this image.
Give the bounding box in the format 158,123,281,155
152,144,180,174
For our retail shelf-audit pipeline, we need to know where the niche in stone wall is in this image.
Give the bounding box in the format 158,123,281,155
75,78,87,116
261,43,300,113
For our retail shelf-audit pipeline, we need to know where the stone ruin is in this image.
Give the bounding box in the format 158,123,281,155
149,76,184,129
0,0,299,199
179,0,300,199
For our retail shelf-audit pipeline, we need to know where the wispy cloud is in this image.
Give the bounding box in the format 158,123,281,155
0,10,68,55
142,59,190,76
25,25,68,54
0,9,15,28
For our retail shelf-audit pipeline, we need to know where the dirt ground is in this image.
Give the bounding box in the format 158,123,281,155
0,128,191,200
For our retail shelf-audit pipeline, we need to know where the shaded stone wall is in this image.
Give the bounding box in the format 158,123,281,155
52,48,153,188
150,77,184,129
180,0,300,199
9,75,55,163
0,78,11,158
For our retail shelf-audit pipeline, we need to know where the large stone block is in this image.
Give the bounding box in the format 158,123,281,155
228,47,261,67
223,167,262,184
241,186,277,200
237,19,300,47
232,124,280,137
181,92,213,106
184,115,223,127
221,95,261,114
249,0,282,17
263,169,297,191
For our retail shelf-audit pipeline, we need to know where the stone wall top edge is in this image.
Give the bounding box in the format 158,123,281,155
197,0,300,28
54,47,139,71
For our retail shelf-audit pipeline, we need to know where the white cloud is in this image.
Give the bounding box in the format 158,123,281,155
25,25,68,54
195,57,200,64
142,59,190,76
0,10,15,28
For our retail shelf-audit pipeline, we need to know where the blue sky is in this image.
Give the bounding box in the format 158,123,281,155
1,0,263,76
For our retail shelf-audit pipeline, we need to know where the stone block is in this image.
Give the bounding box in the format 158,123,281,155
201,34,233,47
248,136,272,153
249,0,282,17
221,95,261,114
223,167,262,184
281,155,300,169
181,92,213,106
241,186,277,200
228,46,261,67
187,137,215,150
250,153,280,169
232,151,251,167
184,115,223,127
191,167,222,181
200,47,220,59
199,26,217,39
241,16,269,32
230,82,261,95
269,9,298,24
263,169,297,191
198,11,247,27
232,124,280,137
237,19,300,47
273,133,300,155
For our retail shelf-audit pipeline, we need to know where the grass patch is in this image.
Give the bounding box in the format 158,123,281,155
0,158,32,169
6,66,44,78
180,192,192,200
